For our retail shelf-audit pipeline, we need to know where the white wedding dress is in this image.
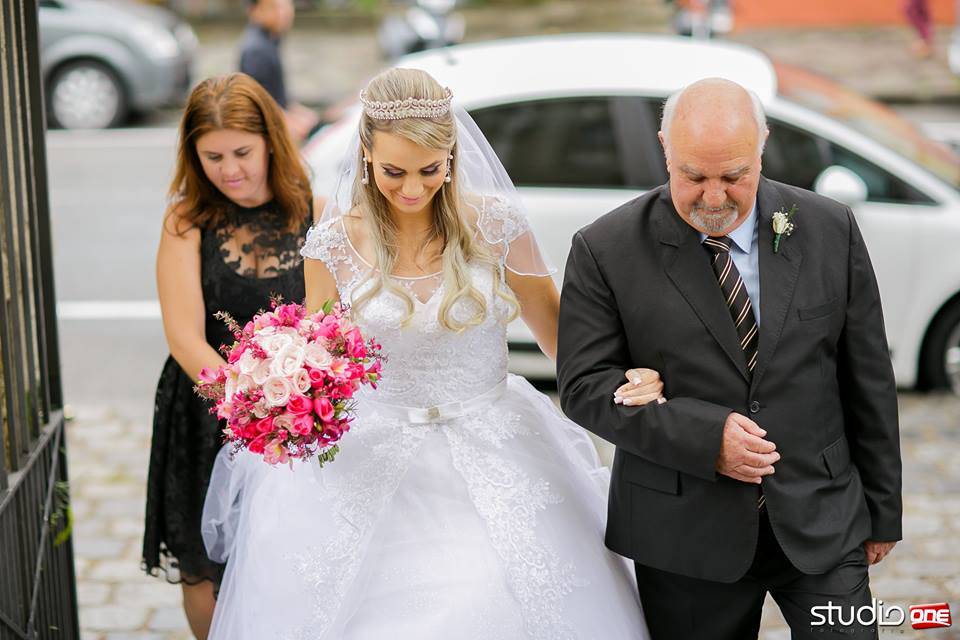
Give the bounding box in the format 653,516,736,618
202,215,649,640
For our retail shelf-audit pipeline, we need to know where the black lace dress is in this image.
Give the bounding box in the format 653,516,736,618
142,200,311,586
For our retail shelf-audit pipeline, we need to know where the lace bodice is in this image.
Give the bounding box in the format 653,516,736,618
301,217,513,407
201,200,311,351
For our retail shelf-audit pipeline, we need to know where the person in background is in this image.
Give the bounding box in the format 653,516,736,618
240,0,320,143
904,0,935,58
142,73,318,639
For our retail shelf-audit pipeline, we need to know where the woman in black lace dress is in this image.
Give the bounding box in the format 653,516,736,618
142,73,318,639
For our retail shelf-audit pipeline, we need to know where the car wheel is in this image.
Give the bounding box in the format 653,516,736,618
920,300,960,394
48,60,128,130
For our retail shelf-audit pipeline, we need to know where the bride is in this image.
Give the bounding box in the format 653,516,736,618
202,68,661,639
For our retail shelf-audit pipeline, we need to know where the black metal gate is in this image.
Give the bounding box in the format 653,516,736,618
0,0,79,638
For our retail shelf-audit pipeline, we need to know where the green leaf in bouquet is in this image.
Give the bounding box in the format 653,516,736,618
316,444,340,468
321,299,335,316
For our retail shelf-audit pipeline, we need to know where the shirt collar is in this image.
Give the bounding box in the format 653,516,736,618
699,202,758,254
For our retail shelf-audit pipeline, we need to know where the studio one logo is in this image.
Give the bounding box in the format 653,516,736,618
810,599,952,630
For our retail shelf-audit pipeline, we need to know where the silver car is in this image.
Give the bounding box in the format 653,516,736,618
39,0,197,129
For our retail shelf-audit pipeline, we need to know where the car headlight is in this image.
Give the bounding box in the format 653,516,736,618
130,21,180,60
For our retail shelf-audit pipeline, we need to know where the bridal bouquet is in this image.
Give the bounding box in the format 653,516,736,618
196,299,383,467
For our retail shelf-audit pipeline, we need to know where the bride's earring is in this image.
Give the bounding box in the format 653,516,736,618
361,158,370,185
444,154,453,183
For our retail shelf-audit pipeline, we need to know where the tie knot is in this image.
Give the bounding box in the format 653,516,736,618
703,236,733,255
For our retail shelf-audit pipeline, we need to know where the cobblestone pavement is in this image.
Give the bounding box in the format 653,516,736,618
64,391,960,639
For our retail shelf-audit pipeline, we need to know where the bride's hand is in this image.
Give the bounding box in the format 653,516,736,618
613,368,666,406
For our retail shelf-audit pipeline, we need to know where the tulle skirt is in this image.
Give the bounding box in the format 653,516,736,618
202,374,649,640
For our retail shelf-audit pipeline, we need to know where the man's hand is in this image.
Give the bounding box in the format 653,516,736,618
864,540,896,565
716,413,779,484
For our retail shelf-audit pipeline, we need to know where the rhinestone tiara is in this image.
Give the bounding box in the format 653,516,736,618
360,87,453,120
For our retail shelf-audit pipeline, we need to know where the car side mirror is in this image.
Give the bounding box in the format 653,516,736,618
814,166,868,205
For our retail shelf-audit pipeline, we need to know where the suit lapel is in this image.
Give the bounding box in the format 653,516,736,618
656,192,750,382
752,178,803,389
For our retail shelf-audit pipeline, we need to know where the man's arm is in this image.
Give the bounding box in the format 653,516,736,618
557,230,731,481
837,208,902,542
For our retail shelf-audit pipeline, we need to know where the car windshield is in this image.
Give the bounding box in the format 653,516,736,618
775,62,959,189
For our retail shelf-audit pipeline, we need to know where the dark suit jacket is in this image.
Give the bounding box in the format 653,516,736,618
557,177,902,583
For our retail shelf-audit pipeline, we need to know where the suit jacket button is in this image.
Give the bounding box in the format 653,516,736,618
749,401,760,414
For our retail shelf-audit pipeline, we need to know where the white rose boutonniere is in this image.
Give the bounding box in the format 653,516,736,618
772,205,798,254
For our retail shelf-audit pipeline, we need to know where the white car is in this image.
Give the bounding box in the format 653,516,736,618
304,34,960,392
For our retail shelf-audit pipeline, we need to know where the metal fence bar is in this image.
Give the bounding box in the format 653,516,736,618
21,0,58,419
0,0,78,636
0,0,29,475
10,0,43,444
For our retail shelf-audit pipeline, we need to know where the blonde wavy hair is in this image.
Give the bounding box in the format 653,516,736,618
351,68,519,331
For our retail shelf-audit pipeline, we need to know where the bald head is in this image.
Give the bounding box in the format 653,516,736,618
660,78,767,158
658,79,768,237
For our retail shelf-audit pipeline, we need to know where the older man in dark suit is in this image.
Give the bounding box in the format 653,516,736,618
557,78,902,639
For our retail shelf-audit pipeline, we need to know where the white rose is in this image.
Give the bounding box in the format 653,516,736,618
262,376,293,408
258,333,293,356
271,344,306,377
772,212,791,235
251,398,270,419
235,374,255,394
303,343,332,370
272,413,295,433
251,357,273,385
293,368,312,394
257,325,277,337
237,350,259,375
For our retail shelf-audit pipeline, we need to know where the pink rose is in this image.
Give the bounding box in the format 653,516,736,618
254,416,275,435
239,421,260,440
248,433,269,454
313,397,335,422
292,414,314,435
287,394,313,416
272,413,295,434
307,367,326,389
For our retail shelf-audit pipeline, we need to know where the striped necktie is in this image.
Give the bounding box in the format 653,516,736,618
703,236,759,376
703,236,765,510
